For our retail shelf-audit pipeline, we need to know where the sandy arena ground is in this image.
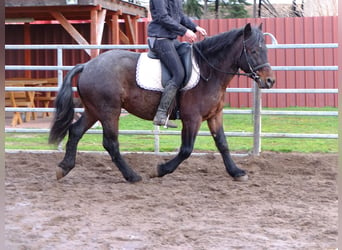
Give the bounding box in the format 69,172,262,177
5,151,337,249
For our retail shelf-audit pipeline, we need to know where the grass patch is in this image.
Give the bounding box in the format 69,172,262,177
5,107,338,153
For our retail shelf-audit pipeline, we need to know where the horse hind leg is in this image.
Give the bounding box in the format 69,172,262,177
101,118,142,183
56,114,96,180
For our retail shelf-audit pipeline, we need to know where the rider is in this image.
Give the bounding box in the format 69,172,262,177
148,0,207,128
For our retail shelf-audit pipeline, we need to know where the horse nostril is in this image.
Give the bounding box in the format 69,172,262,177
267,78,275,88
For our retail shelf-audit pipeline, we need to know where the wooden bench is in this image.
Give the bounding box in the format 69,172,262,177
34,78,58,118
5,91,36,126
5,77,57,126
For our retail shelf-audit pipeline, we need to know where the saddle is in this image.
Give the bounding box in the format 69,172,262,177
147,42,193,88
136,42,200,120
136,46,200,92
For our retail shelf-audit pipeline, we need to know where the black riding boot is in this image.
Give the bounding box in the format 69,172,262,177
153,84,178,128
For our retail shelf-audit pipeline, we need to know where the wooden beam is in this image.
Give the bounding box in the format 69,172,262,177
50,11,91,56
97,9,107,44
5,1,148,18
123,14,136,44
90,6,107,57
110,13,120,44
90,8,98,58
131,15,139,45
119,30,130,44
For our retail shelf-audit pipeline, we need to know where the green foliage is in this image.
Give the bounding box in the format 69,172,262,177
183,0,204,19
221,0,251,18
183,0,251,19
206,0,251,18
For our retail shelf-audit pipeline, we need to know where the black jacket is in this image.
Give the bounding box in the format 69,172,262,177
148,0,197,39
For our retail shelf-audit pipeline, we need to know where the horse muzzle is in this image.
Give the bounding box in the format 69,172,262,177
254,66,275,89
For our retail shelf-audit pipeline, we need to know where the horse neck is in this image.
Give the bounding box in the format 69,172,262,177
195,34,244,83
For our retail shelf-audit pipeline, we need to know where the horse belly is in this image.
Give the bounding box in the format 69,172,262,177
122,88,161,120
78,52,161,121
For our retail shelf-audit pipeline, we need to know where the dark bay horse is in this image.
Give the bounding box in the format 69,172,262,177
49,23,275,183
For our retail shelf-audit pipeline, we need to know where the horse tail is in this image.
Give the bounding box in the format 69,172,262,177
49,63,85,144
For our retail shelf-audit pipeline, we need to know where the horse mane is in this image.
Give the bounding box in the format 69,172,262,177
193,26,263,75
195,27,244,57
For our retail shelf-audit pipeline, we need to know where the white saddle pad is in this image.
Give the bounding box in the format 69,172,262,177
136,52,200,92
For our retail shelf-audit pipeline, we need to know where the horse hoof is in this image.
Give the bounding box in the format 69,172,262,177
234,174,248,182
127,175,142,183
149,167,159,178
56,167,65,180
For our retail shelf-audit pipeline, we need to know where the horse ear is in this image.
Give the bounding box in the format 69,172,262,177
258,23,263,31
244,23,252,40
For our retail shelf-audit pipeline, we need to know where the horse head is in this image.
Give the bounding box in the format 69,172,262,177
238,23,275,89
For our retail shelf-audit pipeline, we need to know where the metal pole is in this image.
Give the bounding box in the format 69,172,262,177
252,81,262,155
57,47,64,151
154,125,160,154
57,48,63,88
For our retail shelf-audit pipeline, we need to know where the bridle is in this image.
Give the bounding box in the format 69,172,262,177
242,39,270,82
193,33,270,82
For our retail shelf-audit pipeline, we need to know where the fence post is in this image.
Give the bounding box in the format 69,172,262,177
57,47,63,87
252,81,262,155
154,125,160,154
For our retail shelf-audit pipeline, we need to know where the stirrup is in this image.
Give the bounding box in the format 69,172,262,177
163,115,177,128
153,115,177,128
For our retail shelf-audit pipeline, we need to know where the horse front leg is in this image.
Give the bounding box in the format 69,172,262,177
207,113,248,181
101,119,142,183
150,119,201,178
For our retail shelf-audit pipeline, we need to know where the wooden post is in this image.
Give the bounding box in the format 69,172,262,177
131,15,139,44
90,5,107,58
123,14,136,44
97,9,107,44
90,8,98,58
110,12,121,44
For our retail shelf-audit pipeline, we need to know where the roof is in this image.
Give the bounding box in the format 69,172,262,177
5,0,148,21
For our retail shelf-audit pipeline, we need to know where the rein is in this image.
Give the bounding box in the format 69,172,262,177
193,37,269,82
193,43,248,81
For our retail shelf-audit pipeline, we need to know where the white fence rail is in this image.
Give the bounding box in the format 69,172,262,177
5,43,338,154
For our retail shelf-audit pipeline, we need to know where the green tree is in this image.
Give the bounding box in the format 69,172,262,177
210,0,251,18
183,0,204,19
224,0,250,18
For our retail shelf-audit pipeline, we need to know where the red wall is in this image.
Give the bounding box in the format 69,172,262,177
5,16,338,108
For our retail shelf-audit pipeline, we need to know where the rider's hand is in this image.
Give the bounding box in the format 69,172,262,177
196,26,207,37
185,29,197,43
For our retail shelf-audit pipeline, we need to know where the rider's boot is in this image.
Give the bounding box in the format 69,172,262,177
153,83,178,128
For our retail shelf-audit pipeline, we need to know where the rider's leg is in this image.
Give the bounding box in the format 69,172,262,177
153,82,178,128
152,39,185,128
